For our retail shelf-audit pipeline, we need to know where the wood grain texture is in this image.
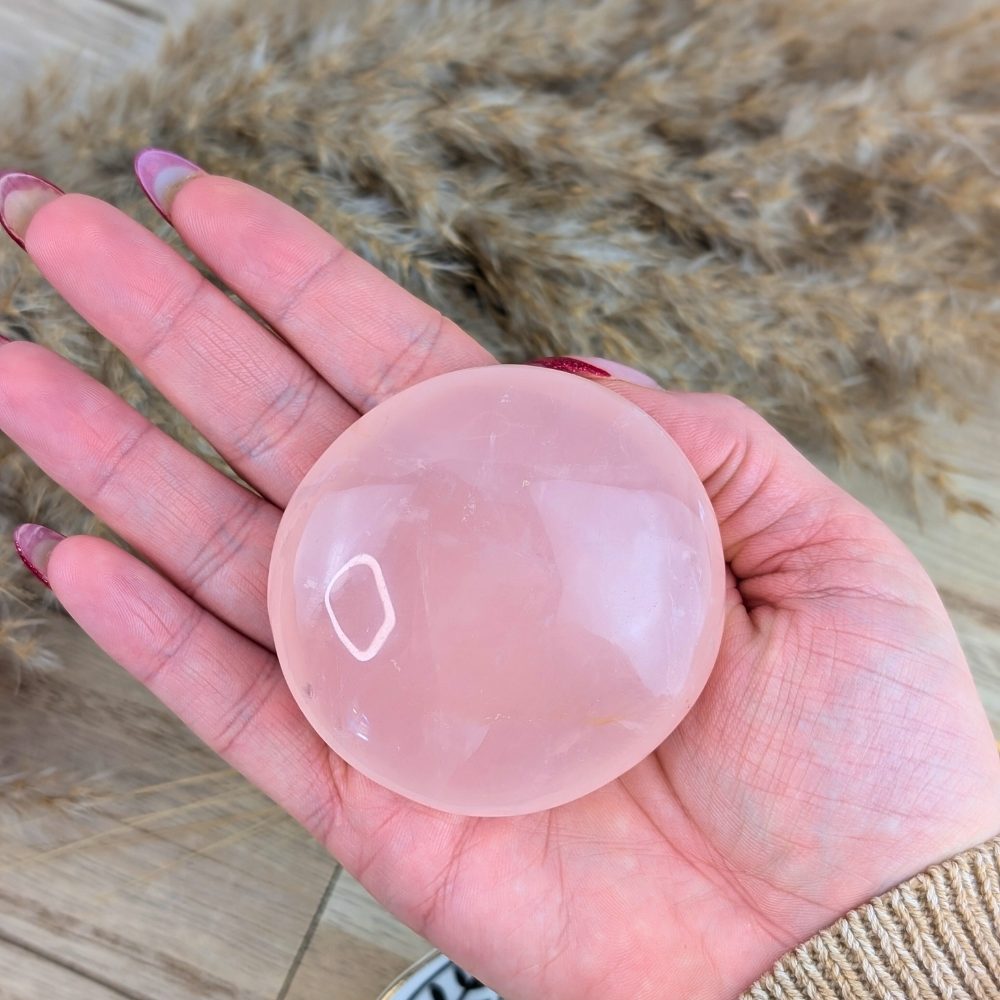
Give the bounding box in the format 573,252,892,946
0,939,127,1000
0,0,196,98
283,872,432,1000
0,616,336,1000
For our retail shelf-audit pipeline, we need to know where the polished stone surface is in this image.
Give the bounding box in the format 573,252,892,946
268,365,725,815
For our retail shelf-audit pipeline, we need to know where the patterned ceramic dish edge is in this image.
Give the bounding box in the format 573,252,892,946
376,950,502,1000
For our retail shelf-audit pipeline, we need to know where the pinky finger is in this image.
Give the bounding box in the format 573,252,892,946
42,531,346,840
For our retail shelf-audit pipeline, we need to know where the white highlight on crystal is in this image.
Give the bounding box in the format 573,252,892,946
324,553,397,662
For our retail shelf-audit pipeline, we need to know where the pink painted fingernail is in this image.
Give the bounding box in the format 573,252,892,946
13,523,65,588
134,148,205,223
0,171,64,249
526,356,613,377
0,334,10,345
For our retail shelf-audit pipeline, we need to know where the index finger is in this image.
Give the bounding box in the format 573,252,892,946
138,153,496,411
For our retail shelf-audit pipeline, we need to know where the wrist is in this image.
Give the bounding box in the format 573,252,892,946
741,836,1000,999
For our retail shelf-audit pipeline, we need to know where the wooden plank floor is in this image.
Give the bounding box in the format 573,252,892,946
0,939,125,1000
0,2,997,999
283,872,430,1000
0,0,192,94
0,616,347,1000
0,615,433,1000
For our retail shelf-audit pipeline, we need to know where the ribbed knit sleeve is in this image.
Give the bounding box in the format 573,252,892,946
742,838,1000,1000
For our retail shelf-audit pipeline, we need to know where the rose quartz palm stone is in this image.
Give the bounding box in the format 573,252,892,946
268,365,725,815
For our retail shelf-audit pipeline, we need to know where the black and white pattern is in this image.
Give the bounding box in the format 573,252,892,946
379,951,502,1000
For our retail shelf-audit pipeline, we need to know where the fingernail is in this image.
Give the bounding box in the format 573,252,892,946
0,171,64,249
0,334,10,345
526,357,613,377
134,148,205,223
526,356,661,388
13,523,65,588
574,357,661,389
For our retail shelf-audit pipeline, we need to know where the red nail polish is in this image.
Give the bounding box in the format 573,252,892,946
13,523,66,588
0,171,64,249
525,357,612,378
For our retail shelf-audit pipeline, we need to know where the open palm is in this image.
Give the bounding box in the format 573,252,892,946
2,165,998,1000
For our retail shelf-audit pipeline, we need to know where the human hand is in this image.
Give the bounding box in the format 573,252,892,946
1,158,998,1000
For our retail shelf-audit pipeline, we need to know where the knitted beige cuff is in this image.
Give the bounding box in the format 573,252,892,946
742,837,1000,1000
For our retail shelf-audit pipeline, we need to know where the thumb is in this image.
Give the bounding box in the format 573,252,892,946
538,357,944,616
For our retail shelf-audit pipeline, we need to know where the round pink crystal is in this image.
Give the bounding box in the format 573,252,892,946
268,365,725,816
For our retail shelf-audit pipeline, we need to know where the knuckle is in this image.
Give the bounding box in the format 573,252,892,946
363,310,447,410
231,369,319,464
141,275,209,360
91,421,158,503
182,490,266,601
211,658,283,757
271,245,348,327
135,597,204,688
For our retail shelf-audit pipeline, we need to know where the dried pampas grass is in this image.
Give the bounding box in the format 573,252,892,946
2,0,999,674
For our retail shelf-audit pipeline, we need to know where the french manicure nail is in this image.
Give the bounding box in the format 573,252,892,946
134,148,205,223
0,171,64,249
13,523,66,588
